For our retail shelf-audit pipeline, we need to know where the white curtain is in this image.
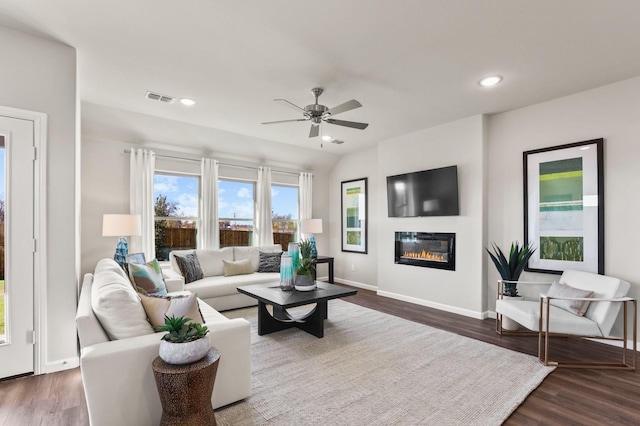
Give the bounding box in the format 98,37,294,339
255,166,273,246
129,148,156,260
298,172,313,241
198,158,219,249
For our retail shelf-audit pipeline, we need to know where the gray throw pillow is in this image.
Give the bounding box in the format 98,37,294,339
547,281,594,316
258,251,282,273
174,252,204,284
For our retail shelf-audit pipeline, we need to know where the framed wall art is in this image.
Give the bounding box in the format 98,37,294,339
523,138,604,274
341,177,368,253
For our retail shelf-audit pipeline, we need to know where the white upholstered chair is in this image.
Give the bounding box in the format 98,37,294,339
495,270,637,370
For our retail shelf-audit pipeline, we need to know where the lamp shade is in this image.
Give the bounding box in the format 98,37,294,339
102,214,141,237
301,218,323,234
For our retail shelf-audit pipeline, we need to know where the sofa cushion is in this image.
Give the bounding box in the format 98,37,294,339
91,259,155,340
186,272,280,300
234,245,281,272
223,258,253,276
258,251,282,273
174,252,204,284
197,247,234,277
169,249,194,275
128,258,168,296
547,281,594,316
140,292,204,327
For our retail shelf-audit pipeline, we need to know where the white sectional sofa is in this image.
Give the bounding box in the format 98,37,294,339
76,258,251,426
165,244,283,311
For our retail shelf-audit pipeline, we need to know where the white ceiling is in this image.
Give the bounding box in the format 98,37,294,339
1,0,640,159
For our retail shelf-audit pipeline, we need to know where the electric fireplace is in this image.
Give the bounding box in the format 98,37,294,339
394,232,456,271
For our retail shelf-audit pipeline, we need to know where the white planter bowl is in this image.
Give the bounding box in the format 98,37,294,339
159,338,210,365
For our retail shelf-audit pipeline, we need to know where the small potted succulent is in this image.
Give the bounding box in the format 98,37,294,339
156,315,210,364
295,239,316,291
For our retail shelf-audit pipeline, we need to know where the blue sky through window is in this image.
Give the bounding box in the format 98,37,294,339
154,174,298,220
154,174,199,217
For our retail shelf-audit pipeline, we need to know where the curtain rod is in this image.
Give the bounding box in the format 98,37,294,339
123,149,308,177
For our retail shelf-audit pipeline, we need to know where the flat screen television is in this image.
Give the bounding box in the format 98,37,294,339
386,165,460,217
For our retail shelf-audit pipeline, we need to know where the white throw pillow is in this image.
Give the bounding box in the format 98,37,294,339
196,247,233,277
140,292,204,328
547,281,594,316
91,260,154,340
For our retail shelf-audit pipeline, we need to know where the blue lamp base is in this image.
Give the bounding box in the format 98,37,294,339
309,234,318,258
114,237,129,268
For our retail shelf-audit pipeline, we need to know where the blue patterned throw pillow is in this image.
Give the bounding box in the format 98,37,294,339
128,258,168,296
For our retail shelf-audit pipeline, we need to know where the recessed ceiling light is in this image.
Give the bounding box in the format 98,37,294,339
321,135,332,141
479,76,502,87
179,98,196,106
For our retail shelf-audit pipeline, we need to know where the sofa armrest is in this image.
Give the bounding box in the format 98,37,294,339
163,268,185,292
80,318,251,426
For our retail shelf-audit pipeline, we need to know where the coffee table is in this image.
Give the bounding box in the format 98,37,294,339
236,282,357,338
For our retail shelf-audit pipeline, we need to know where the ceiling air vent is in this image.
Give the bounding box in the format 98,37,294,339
145,91,175,104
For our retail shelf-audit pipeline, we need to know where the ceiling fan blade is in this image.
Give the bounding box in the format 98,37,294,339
262,118,308,125
325,99,362,116
309,123,320,138
274,98,306,113
324,118,369,130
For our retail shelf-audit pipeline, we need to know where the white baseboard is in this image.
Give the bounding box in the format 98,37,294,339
334,277,378,292
377,290,485,320
44,356,79,374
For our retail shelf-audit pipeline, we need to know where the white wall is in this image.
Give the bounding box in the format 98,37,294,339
330,116,487,317
0,26,78,370
487,76,640,336
329,146,379,289
80,136,332,276
377,115,487,316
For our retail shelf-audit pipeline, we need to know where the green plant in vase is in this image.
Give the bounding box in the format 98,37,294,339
486,241,536,297
295,239,316,291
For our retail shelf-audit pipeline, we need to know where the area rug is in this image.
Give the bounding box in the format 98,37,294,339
219,300,553,425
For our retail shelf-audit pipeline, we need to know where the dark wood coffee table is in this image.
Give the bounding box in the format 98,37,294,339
237,282,357,338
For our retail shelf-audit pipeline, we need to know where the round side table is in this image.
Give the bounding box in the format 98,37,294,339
152,347,221,426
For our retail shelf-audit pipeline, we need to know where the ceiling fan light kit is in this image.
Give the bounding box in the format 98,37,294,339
262,87,369,140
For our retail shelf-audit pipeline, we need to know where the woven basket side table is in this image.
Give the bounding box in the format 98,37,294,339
152,347,221,426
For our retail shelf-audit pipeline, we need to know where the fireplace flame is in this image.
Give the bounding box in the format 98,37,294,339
403,250,446,262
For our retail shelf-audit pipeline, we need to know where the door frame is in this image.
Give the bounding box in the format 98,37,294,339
0,105,47,375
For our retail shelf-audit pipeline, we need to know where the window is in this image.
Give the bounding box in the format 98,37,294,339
271,184,298,250
218,179,255,247
154,173,199,260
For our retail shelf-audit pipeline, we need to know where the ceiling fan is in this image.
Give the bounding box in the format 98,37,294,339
262,88,369,138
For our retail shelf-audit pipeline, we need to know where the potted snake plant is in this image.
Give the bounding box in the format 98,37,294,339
156,315,210,364
486,241,536,297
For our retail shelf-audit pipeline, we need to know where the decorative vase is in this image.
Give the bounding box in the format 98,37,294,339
159,338,210,365
280,253,294,291
294,274,316,291
288,242,300,271
501,295,524,331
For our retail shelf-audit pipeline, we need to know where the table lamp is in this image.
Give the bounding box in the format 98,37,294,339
102,214,142,267
301,218,323,259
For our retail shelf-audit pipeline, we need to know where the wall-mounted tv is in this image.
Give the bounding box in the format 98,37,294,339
386,165,460,217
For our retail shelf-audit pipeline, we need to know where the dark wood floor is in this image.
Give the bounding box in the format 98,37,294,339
1,286,638,425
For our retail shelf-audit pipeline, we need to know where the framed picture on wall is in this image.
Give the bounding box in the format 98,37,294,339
341,178,368,254
523,138,604,274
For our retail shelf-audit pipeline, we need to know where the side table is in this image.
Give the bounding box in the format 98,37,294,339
313,256,334,283
152,347,221,426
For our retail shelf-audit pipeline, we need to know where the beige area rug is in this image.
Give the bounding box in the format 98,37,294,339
219,300,553,425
